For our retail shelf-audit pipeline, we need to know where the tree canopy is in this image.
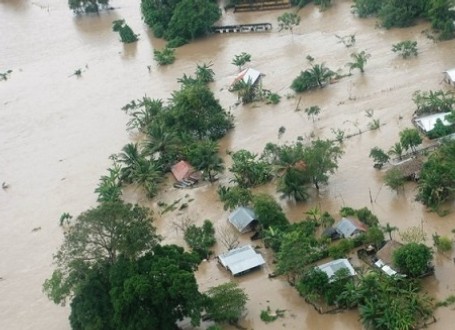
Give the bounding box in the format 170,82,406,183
68,0,109,14
43,201,161,304
141,0,221,44
393,243,433,277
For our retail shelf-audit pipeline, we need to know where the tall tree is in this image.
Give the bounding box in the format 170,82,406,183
205,282,248,324
381,222,398,240
43,201,161,304
187,140,224,182
417,140,455,208
277,12,301,36
303,139,343,190
399,128,422,154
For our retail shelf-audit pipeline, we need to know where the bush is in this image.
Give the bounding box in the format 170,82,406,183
267,93,281,104
112,20,139,43
154,46,176,65
392,40,418,59
328,239,354,259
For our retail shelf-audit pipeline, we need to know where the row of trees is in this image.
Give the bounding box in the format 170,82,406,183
352,0,455,40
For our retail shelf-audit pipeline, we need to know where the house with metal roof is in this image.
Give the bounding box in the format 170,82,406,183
230,68,262,89
334,218,368,238
218,245,266,276
317,258,356,282
228,207,258,233
374,240,403,277
414,112,452,134
443,68,455,86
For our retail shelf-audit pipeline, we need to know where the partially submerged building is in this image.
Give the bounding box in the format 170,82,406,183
230,68,262,90
334,218,368,239
414,112,452,134
374,240,403,276
317,258,356,282
443,68,455,86
218,245,266,276
390,157,424,181
228,207,258,233
171,160,195,182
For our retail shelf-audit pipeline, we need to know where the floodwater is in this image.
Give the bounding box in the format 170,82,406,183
1,0,455,329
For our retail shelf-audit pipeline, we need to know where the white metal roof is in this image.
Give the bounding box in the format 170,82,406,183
375,259,398,276
317,258,356,281
218,245,265,275
414,112,451,132
232,68,262,86
228,207,257,233
445,68,455,81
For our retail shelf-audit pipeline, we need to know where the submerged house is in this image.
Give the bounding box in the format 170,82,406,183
374,240,403,276
171,160,199,182
334,218,368,239
443,68,455,86
218,245,266,276
390,157,424,181
317,258,356,282
414,112,452,135
230,68,262,90
228,207,258,233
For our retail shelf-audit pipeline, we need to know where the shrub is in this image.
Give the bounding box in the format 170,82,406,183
154,46,176,65
392,40,418,59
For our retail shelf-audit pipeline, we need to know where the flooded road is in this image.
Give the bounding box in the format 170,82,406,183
1,0,455,329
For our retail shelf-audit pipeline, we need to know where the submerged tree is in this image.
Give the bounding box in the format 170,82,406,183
68,0,110,14
112,20,139,43
205,282,248,324
277,12,301,35
399,128,422,154
392,40,418,59
347,50,371,73
291,63,335,92
231,52,252,71
154,46,176,65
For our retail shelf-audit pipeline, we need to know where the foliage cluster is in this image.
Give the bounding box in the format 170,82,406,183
154,46,176,65
68,0,109,14
418,140,455,209
392,40,418,58
352,0,455,39
412,89,455,116
291,63,335,93
112,20,138,43
184,220,216,259
141,0,221,46
298,269,434,328
393,242,433,277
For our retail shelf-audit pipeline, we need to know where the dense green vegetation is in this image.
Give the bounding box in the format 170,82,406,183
418,140,455,209
352,0,455,39
112,20,138,43
68,0,110,14
392,40,418,58
141,0,221,46
393,243,433,277
291,62,335,92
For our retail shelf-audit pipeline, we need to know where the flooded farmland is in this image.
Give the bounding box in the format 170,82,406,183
1,0,455,329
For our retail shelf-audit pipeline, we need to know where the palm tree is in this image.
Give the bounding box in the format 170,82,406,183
381,222,398,240
187,140,224,182
308,63,334,88
231,78,256,104
142,121,181,159
117,143,142,183
278,168,309,202
305,206,321,223
347,50,371,73
304,105,321,122
388,142,404,161
131,158,162,198
195,62,215,84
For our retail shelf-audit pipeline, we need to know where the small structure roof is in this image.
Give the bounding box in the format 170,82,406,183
171,160,194,181
334,218,367,238
391,157,424,179
444,68,455,82
228,207,257,233
414,112,452,133
218,245,266,276
231,68,262,87
317,258,356,281
376,240,403,266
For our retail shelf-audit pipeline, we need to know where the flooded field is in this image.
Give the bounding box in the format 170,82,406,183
1,0,455,329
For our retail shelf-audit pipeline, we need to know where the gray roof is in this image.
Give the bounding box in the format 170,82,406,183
218,245,265,275
228,207,257,233
317,258,356,282
334,218,366,238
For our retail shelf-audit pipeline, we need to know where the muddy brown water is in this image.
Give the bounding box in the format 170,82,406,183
1,0,455,329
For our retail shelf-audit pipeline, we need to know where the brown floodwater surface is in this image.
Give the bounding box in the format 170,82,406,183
1,0,455,329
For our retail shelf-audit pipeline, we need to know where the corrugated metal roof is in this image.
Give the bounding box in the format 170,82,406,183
445,68,455,81
334,218,367,238
218,245,265,275
171,160,193,181
228,207,257,233
231,68,262,87
317,258,356,281
415,112,452,133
